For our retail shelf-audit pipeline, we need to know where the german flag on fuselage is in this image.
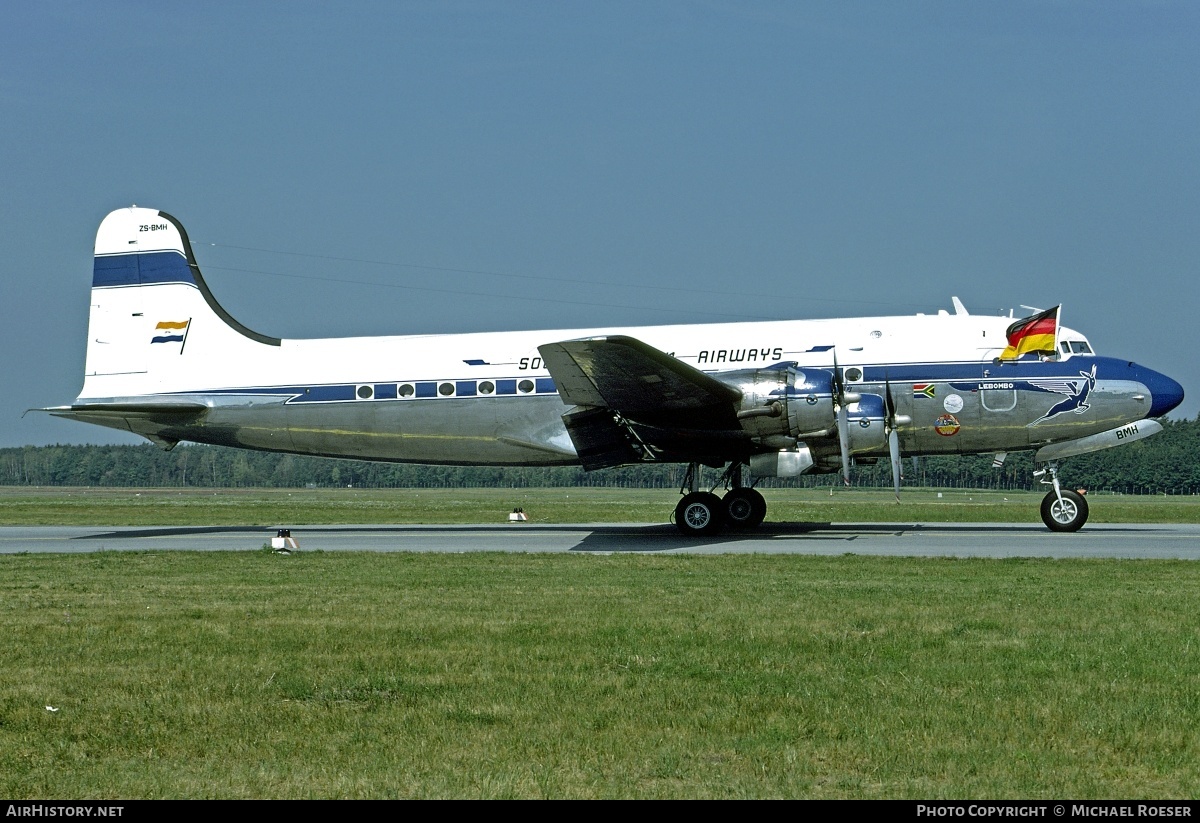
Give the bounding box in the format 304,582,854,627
1000,305,1059,360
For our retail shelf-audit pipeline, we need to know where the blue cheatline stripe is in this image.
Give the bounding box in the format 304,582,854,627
304,385,356,402
145,357,1133,406
177,377,563,403
93,251,195,288
859,358,1119,383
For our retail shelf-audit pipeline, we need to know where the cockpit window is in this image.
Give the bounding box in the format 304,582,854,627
1060,340,1093,355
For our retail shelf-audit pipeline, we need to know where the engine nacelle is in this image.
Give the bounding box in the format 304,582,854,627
750,445,815,477
717,365,837,447
845,393,888,454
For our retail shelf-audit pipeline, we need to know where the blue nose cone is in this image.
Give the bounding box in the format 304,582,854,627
1139,366,1185,418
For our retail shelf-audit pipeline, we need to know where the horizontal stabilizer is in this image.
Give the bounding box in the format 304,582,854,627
36,401,209,447
43,401,208,415
40,401,209,424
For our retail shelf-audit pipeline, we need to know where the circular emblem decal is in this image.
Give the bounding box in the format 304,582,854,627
943,393,964,413
934,414,961,437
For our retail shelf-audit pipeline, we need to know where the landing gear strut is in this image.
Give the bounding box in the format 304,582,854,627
1035,461,1089,532
719,462,766,530
672,462,767,536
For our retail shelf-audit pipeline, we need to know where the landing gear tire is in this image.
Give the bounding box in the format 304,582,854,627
674,491,725,536
1040,489,1089,533
723,488,767,530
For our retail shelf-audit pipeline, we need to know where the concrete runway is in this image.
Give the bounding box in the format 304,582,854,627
2,522,1199,558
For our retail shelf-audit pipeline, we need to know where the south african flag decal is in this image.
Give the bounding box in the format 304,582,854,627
151,319,190,344
913,383,936,399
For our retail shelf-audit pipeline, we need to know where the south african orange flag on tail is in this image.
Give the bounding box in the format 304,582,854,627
1000,305,1059,360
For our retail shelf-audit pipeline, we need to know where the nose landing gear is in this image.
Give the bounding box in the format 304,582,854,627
1035,461,1089,532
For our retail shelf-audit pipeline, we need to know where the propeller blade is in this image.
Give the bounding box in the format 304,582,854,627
889,427,901,502
836,402,851,486
884,374,901,500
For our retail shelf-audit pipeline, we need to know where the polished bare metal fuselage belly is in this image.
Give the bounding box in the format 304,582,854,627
80,356,1152,469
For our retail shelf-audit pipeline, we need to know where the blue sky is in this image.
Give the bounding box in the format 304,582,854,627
3,1,1197,448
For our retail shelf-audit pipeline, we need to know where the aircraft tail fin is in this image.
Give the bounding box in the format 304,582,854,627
80,206,279,400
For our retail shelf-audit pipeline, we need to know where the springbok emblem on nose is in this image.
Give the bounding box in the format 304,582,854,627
1027,364,1098,426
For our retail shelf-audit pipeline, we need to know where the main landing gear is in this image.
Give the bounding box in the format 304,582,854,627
1035,461,1089,532
673,463,767,537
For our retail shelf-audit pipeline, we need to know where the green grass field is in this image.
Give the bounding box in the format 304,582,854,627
3,550,1199,798
2,486,1199,798
1,485,1198,526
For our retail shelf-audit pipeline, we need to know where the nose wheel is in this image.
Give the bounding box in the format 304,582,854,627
1035,461,1089,532
1040,489,1089,532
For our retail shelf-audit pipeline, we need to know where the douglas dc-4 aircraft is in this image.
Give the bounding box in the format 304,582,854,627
43,206,1185,535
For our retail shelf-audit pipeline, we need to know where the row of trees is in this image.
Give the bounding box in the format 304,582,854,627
4,416,1198,493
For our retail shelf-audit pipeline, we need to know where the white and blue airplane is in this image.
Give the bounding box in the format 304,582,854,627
44,206,1185,534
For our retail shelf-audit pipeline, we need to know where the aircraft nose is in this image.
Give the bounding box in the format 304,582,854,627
1138,365,1185,418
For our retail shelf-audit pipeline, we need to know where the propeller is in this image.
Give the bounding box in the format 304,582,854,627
831,350,860,488
883,377,912,503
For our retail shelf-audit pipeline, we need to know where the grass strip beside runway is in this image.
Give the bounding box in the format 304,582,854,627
1,486,1199,526
2,550,1199,798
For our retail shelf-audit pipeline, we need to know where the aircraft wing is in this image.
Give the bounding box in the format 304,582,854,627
538,335,744,468
538,335,741,425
